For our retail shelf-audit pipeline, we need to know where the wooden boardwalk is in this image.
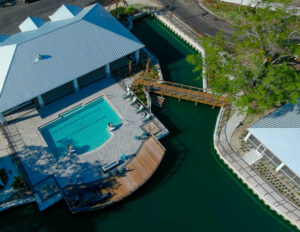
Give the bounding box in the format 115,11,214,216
67,136,166,212
135,78,228,107
105,136,166,202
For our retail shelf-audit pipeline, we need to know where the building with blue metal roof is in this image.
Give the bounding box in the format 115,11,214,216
246,101,300,187
0,3,144,122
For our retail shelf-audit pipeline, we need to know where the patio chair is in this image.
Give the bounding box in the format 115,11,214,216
142,113,151,122
129,96,137,105
122,88,132,99
120,154,127,161
142,132,150,137
135,105,144,113
134,135,142,140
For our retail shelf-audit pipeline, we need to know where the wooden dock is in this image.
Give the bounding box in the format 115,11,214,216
104,136,166,202
135,78,228,108
66,137,166,212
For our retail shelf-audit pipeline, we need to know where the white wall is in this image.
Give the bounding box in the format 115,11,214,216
220,0,300,15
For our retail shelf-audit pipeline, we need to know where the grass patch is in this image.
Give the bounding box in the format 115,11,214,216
201,0,251,24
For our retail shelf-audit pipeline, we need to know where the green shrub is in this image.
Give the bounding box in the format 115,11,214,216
110,6,138,19
110,7,127,19
125,6,138,15
12,175,27,193
134,84,147,105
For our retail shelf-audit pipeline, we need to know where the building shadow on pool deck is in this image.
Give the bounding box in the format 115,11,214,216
18,144,103,190
39,76,116,119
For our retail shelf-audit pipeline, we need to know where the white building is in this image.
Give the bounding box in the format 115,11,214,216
0,3,144,123
245,102,300,188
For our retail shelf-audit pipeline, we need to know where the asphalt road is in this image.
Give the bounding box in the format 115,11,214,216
158,0,234,39
0,0,107,35
0,0,234,37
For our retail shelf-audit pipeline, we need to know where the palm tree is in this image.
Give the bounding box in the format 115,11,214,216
108,0,129,18
128,59,132,74
145,58,151,73
12,175,27,193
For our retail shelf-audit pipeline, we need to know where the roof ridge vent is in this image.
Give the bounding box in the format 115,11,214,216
33,54,42,63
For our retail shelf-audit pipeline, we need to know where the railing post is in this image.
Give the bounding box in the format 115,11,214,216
0,112,6,124
37,95,45,108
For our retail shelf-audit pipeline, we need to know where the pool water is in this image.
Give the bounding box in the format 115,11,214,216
40,98,122,158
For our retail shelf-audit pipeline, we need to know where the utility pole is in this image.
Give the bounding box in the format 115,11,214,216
171,0,176,18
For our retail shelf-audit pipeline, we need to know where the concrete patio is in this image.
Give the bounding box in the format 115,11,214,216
4,75,167,208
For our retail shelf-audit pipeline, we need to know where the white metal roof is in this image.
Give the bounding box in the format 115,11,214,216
249,102,300,175
18,17,45,32
49,4,82,22
0,3,144,112
0,44,16,94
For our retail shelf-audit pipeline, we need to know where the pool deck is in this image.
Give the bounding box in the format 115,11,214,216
4,75,168,210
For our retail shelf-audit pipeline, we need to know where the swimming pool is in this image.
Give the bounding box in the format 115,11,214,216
40,97,122,158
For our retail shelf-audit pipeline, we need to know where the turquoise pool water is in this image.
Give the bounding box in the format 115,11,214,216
40,98,122,158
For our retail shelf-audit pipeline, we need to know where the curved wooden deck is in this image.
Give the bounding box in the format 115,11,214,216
66,136,166,212
135,78,228,107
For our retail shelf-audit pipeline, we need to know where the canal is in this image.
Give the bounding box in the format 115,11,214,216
0,18,296,232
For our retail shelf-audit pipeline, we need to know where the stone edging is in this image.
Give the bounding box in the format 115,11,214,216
153,12,208,91
0,196,35,212
213,108,300,230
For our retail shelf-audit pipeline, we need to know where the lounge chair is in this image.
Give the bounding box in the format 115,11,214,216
129,96,137,105
135,105,144,113
102,161,119,173
122,89,132,99
142,132,150,137
142,113,151,122
120,154,127,161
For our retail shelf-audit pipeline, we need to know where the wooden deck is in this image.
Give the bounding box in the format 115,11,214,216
105,136,166,202
67,136,166,212
135,78,228,107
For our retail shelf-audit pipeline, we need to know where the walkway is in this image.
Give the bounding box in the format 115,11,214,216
214,108,300,229
135,78,228,107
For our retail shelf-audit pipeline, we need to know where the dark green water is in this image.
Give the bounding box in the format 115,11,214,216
0,18,296,232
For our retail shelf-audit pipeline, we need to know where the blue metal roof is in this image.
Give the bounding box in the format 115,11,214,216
0,3,144,112
249,101,300,175
0,35,10,44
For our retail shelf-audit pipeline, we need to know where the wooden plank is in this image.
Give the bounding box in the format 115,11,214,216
93,137,165,206
135,78,228,107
